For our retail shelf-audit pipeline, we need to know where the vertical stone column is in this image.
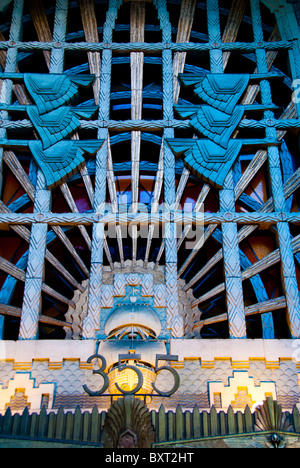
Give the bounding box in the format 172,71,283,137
19,0,68,339
0,0,24,337
82,0,122,339
155,0,183,337
130,1,145,265
207,0,246,338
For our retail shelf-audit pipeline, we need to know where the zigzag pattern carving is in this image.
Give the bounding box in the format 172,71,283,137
25,73,102,188
29,140,102,188
190,106,244,149
23,73,94,114
167,138,243,189
168,73,281,189
0,72,102,189
193,74,250,115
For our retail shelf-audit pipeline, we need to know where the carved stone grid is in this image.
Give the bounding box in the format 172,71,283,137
19,0,68,339
207,0,246,338
82,0,123,338
155,0,181,337
251,0,300,337
0,0,24,335
0,0,299,340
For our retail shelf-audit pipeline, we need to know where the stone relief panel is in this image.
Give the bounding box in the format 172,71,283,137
208,371,277,411
0,356,298,413
65,261,199,340
0,372,55,412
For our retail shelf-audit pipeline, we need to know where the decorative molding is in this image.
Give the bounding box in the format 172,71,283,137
4,116,300,131
0,72,102,188
208,371,277,410
64,261,199,339
167,138,243,189
0,211,299,226
254,396,293,432
0,372,55,411
167,71,291,189
102,395,155,448
29,139,103,189
0,40,293,53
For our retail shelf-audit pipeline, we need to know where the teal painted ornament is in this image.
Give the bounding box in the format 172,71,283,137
190,106,244,149
27,104,98,149
23,74,98,150
178,73,282,113
0,72,100,188
167,139,242,189
169,72,283,189
23,73,95,115
29,139,104,189
175,105,244,149
192,74,250,115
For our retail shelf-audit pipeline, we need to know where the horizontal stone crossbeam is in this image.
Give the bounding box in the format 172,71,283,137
0,40,292,53
0,211,297,226
1,117,300,131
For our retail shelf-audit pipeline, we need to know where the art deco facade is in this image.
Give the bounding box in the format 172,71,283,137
0,0,299,448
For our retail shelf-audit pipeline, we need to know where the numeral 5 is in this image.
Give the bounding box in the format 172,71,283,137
152,354,180,396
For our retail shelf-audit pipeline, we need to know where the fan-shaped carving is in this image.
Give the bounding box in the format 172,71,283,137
254,397,293,433
102,395,155,448
167,138,242,189
64,264,199,340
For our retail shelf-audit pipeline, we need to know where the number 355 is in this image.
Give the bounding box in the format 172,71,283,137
83,353,180,397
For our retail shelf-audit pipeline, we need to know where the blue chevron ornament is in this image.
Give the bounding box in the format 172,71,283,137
167,139,243,189
168,73,279,189
192,74,250,115
27,105,97,149
24,73,95,115
0,73,101,188
174,103,245,150
29,140,103,188
188,105,244,149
